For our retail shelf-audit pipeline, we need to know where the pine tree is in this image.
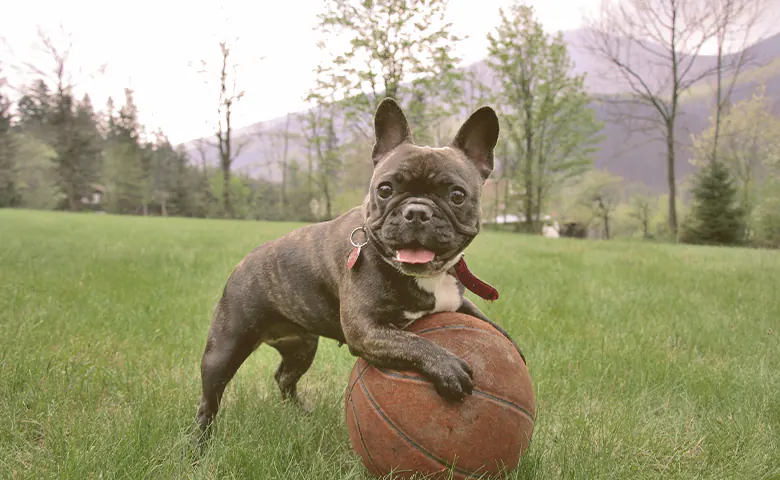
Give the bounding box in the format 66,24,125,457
71,94,103,202
680,159,745,246
16,80,53,143
102,89,145,214
0,90,19,207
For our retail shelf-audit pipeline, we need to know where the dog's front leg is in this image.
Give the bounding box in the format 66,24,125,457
458,297,527,365
341,307,474,402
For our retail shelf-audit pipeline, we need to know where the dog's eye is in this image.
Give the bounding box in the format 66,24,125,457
377,183,393,199
450,188,466,205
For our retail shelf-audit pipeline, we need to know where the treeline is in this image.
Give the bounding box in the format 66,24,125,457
0,80,312,221
1,0,778,249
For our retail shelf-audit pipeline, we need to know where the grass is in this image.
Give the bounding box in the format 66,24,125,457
1,209,778,479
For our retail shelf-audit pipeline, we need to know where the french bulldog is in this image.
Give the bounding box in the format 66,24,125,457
195,97,524,441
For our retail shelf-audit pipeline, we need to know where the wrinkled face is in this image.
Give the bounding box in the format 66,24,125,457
367,144,483,276
364,98,499,277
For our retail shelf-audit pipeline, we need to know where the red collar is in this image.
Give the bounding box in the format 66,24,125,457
453,257,499,301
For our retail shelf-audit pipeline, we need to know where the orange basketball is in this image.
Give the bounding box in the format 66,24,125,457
344,312,535,479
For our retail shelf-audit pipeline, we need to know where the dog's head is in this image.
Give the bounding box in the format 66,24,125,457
364,97,499,277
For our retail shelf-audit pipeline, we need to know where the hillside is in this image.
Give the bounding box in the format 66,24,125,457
180,29,780,194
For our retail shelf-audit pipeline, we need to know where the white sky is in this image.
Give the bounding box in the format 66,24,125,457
1,0,775,145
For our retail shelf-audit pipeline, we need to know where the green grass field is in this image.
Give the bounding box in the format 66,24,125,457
1,209,778,479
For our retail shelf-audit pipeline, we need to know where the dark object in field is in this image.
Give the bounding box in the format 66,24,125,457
560,222,588,238
345,311,536,479
194,97,526,448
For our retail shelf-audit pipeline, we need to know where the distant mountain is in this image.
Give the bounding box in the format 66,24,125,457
180,29,780,194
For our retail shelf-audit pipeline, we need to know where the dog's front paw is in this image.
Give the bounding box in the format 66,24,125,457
426,353,474,402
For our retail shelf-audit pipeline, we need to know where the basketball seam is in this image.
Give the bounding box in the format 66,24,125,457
415,325,506,340
347,389,382,474
375,368,536,422
356,365,482,478
347,359,373,395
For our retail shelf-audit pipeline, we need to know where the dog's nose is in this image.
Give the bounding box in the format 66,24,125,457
402,203,433,223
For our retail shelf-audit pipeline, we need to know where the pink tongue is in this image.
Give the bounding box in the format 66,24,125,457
395,249,436,264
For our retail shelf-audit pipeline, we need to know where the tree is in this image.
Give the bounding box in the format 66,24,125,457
0,88,18,207
628,184,657,239
577,170,624,240
301,100,342,220
487,2,603,233
12,132,61,209
199,41,250,218
163,144,198,217
753,176,780,248
102,89,145,214
15,80,53,143
680,159,744,245
22,26,104,211
311,0,465,141
144,130,188,217
690,83,780,238
708,0,769,162
261,114,300,219
582,0,722,237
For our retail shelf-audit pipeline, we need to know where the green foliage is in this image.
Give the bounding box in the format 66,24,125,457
680,160,745,246
102,90,145,214
0,91,18,207
311,0,465,141
627,184,658,239
15,80,54,144
690,83,780,238
576,169,625,239
485,1,603,232
208,170,252,219
47,90,103,210
752,177,780,248
13,133,62,209
102,142,144,214
300,102,344,221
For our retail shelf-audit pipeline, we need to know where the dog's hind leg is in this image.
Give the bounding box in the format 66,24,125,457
268,332,319,412
196,298,261,442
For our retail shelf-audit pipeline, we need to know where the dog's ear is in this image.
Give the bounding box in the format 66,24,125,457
372,97,413,166
451,106,499,181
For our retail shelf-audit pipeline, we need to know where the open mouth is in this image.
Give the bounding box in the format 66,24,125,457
394,248,437,265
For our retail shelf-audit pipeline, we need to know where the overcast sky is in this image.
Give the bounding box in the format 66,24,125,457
1,0,775,145
0,0,608,144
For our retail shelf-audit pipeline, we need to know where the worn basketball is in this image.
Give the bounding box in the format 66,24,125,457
344,312,535,479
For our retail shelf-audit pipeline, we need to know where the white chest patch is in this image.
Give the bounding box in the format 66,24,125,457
402,273,462,326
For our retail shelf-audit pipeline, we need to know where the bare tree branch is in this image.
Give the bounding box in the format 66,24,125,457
580,0,721,237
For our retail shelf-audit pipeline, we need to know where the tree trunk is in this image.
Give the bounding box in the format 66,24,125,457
323,181,332,220
712,40,724,163
503,177,511,227
280,164,286,219
520,107,534,234
66,180,78,211
493,178,500,228
222,166,232,218
666,120,678,237
280,114,291,219
522,179,533,233
161,197,168,217
307,145,313,202
534,183,544,235
603,213,611,240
